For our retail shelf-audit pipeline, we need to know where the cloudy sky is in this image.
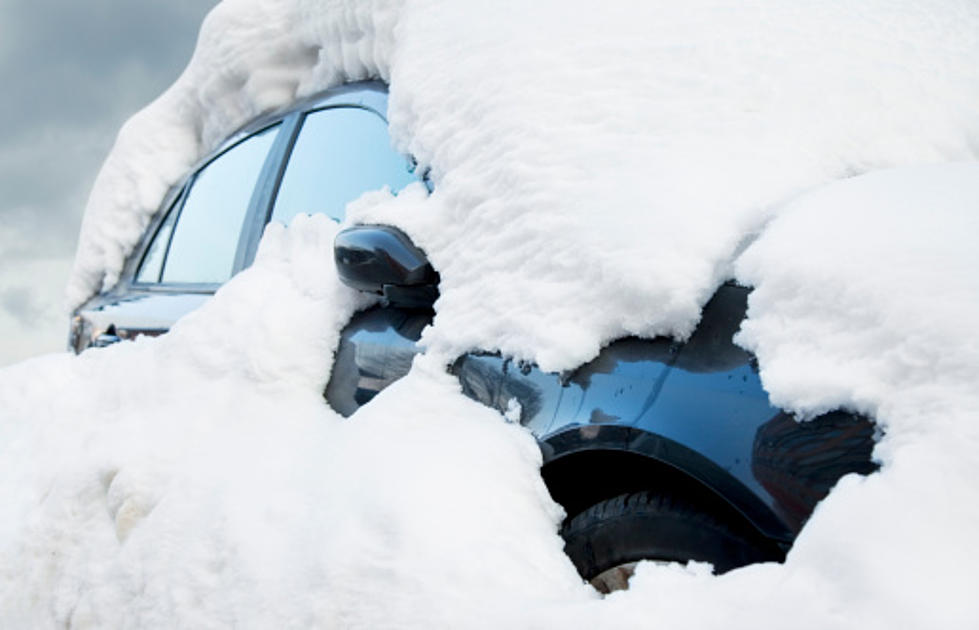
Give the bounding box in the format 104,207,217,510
0,0,218,366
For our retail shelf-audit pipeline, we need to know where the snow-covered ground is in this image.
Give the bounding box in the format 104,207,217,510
3,0,979,627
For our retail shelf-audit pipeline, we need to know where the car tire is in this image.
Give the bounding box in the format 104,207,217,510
561,491,783,593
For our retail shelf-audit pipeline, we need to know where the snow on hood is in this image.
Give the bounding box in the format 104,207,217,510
8,0,979,626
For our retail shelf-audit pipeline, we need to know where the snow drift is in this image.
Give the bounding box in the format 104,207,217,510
3,0,979,627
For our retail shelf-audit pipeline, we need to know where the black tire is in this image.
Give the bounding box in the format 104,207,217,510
561,491,784,591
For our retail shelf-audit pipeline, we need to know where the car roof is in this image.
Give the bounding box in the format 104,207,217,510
214,80,390,158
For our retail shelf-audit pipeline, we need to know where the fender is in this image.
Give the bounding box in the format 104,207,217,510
326,283,878,543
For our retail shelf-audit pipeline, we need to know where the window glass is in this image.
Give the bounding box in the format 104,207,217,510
135,197,180,283
162,124,279,284
271,107,419,225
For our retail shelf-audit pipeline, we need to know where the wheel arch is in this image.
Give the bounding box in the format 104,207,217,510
538,426,795,545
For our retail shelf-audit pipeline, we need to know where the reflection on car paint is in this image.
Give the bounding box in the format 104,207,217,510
325,307,431,416
325,283,878,542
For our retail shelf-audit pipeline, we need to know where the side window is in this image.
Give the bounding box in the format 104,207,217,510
270,107,419,225
136,124,280,285
162,124,280,284
135,193,180,283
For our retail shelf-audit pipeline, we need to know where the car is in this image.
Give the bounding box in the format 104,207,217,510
70,80,877,593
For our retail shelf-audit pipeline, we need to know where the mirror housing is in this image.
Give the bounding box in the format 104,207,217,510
334,225,439,308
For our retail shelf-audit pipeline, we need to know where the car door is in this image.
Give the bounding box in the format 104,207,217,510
264,100,429,411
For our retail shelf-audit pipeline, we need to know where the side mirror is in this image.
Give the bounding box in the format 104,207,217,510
334,225,439,308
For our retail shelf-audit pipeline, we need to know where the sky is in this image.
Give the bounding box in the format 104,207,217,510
0,0,218,366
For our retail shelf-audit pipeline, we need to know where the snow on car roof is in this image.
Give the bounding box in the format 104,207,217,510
69,0,979,374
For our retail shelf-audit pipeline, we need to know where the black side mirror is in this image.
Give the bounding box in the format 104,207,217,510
334,225,439,308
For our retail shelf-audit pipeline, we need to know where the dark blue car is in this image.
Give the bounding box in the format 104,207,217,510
70,81,877,593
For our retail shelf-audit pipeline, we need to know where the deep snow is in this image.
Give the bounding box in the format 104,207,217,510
3,0,979,627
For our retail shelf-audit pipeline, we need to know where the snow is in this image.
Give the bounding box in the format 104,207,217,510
4,0,979,627
69,0,979,372
371,0,979,372
736,163,979,424
2,217,590,627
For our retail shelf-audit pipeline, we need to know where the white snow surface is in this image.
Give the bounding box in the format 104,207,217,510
1,217,590,627
69,0,979,371
5,165,979,628
4,0,979,627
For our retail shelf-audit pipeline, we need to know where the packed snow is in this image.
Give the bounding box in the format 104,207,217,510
4,0,979,627
1,217,591,627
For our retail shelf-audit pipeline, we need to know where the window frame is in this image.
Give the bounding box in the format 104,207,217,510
237,91,395,269
261,104,399,224
129,120,289,291
120,81,397,296
133,188,183,285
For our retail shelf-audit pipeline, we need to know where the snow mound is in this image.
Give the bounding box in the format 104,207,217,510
737,163,979,425
2,217,588,627
373,0,979,371
7,165,979,628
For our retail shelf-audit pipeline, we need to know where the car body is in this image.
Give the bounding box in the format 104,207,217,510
69,82,422,351
70,81,877,591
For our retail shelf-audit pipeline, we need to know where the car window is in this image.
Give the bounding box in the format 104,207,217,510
159,124,280,284
135,194,180,283
270,107,418,225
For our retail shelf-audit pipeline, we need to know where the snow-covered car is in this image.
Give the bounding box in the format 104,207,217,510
69,81,877,593
69,82,422,351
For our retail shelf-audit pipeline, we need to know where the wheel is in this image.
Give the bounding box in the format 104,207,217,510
561,491,784,593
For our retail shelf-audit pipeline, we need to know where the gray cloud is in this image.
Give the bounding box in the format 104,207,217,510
1,286,43,325
0,1,214,141
0,0,218,241
0,0,218,365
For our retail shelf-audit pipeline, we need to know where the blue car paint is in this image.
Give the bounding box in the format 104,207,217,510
326,283,878,544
